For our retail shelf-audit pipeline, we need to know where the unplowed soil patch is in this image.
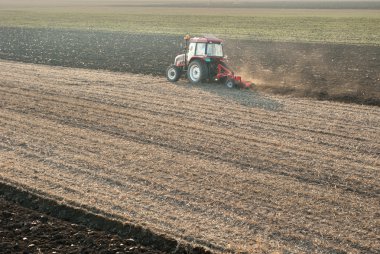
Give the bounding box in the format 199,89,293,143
0,60,379,253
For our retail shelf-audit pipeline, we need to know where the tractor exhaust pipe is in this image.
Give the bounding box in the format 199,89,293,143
184,34,190,71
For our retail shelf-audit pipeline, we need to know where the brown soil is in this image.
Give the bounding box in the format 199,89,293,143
0,60,379,253
0,195,166,254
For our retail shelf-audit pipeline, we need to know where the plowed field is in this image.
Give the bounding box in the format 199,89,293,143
0,60,379,253
0,28,379,106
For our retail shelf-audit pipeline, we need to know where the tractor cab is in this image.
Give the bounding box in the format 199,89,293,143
186,37,224,62
172,36,224,69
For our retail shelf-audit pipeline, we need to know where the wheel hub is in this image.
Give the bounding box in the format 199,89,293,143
226,80,235,88
168,68,176,79
190,65,200,81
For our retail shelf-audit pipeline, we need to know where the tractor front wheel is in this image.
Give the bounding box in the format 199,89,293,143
166,65,181,82
187,60,207,84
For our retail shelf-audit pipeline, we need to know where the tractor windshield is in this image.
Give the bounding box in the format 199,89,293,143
207,43,223,57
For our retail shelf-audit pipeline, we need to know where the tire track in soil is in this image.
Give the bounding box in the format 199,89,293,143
1,60,379,253
1,67,378,200
1,85,378,208
1,89,378,198
1,129,376,254
2,103,378,199
2,70,379,130
8,85,375,165
1,77,379,153
1,86,378,167
2,121,376,238
1,66,378,124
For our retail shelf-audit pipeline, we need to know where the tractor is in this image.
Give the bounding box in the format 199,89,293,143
166,35,252,88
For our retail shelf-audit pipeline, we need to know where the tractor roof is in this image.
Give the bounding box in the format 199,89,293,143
190,37,223,44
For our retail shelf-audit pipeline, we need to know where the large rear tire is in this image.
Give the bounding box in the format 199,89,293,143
166,65,181,82
187,60,208,84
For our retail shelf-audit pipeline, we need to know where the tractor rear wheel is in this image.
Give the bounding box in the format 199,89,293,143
166,65,181,82
187,60,207,84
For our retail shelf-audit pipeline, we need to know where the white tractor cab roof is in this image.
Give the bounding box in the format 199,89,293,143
189,37,223,44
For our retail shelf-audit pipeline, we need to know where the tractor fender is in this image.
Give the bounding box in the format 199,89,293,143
174,54,185,67
188,56,206,65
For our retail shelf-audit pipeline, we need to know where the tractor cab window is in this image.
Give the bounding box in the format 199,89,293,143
195,43,206,56
207,43,223,57
188,42,196,54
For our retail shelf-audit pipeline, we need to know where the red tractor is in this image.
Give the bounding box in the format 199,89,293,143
166,35,252,88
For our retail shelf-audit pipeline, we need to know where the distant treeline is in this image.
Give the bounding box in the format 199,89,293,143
124,1,380,9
